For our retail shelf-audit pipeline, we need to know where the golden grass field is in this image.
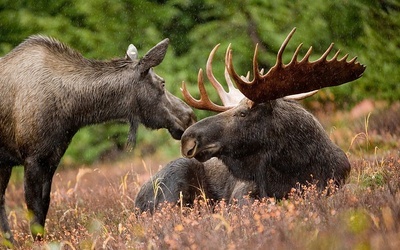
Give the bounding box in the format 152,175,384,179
2,101,400,249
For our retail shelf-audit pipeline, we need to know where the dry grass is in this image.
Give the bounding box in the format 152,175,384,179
2,103,400,249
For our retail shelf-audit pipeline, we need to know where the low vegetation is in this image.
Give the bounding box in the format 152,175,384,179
2,103,399,249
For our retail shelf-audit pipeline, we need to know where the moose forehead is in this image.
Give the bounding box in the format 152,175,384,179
195,98,307,127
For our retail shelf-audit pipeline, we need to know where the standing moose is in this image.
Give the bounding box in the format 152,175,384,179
0,36,196,242
135,28,366,213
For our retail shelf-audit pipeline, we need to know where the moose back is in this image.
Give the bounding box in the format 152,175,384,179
0,36,195,242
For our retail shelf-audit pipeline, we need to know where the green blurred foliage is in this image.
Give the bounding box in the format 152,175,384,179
1,0,398,166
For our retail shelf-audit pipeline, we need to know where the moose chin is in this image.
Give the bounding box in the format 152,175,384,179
0,36,196,243
135,27,366,213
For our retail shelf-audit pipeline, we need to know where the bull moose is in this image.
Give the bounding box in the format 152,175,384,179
135,28,366,213
0,36,196,242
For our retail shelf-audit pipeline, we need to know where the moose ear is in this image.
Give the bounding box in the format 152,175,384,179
126,44,138,60
138,38,169,73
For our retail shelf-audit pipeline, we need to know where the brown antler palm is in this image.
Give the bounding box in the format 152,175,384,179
226,27,366,103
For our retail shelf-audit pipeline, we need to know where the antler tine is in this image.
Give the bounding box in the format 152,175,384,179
331,49,341,60
284,90,319,100
226,44,252,86
223,44,246,105
289,43,303,65
225,44,241,89
319,43,335,61
299,46,313,63
276,27,297,67
339,54,349,61
181,42,248,112
206,44,244,107
348,56,358,64
226,27,366,103
253,44,262,80
181,69,229,112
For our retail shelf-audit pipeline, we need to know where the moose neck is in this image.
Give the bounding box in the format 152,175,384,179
61,60,138,127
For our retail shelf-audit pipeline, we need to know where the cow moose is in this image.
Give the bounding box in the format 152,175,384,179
0,36,196,242
135,28,366,213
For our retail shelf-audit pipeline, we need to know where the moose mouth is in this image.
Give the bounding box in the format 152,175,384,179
169,127,185,140
169,114,197,140
181,140,220,162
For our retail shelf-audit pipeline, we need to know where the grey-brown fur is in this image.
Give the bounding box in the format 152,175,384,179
135,98,350,213
0,36,195,242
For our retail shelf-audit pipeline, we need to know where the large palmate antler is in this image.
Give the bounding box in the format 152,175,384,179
181,44,245,112
182,27,366,111
227,27,366,103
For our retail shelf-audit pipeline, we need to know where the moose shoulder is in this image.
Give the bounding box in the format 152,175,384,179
0,36,195,242
135,28,366,213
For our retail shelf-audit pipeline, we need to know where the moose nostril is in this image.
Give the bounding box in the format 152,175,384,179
187,148,195,157
181,138,197,158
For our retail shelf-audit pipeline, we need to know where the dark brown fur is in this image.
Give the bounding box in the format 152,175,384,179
135,99,350,213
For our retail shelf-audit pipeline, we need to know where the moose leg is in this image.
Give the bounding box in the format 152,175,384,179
0,166,14,243
23,157,47,240
41,164,58,222
24,155,60,241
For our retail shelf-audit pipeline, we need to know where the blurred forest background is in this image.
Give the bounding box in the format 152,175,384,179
0,0,399,166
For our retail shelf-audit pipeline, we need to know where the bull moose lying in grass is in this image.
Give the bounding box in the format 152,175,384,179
135,28,366,213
